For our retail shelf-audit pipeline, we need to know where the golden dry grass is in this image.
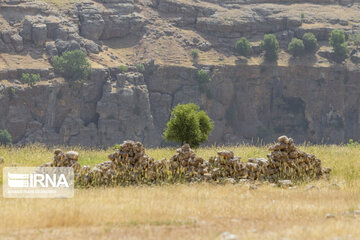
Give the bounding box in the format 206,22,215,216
0,144,360,239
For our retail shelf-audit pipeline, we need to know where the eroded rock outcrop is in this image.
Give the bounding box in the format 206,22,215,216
77,0,145,40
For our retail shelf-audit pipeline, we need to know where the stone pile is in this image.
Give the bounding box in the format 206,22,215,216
266,135,331,181
208,151,246,180
77,141,170,186
40,149,81,171
39,136,331,187
169,144,208,181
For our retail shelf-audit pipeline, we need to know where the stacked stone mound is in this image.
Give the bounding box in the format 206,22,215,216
40,149,81,171
77,141,169,186
40,136,331,186
208,151,245,179
266,136,331,181
208,151,269,180
169,144,208,181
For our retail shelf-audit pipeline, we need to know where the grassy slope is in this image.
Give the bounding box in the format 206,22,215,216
0,145,360,239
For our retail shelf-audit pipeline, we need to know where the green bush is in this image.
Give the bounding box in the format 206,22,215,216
0,129,12,146
163,103,214,147
8,87,15,100
334,43,349,62
195,69,211,84
302,33,318,52
118,65,129,73
288,38,305,57
349,34,360,49
21,73,41,87
261,34,279,62
136,63,145,72
52,50,91,81
300,13,305,20
235,37,251,57
191,50,199,59
329,30,349,62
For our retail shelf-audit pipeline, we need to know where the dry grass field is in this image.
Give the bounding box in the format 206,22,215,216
0,144,360,239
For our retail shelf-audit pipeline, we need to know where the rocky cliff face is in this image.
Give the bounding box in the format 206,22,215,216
0,0,359,146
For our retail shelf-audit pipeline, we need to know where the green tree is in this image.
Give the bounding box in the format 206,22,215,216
235,37,251,57
52,50,91,81
195,69,211,84
329,30,348,62
163,103,214,147
136,63,145,72
349,34,360,49
288,38,305,56
21,73,41,87
302,33,318,52
261,34,279,62
191,50,199,59
0,129,12,146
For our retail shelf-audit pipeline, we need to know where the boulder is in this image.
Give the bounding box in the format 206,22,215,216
32,23,47,46
351,52,360,64
10,33,23,52
46,42,58,57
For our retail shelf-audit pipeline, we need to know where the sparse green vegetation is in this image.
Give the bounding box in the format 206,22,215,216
300,13,305,23
163,103,214,147
329,30,348,62
118,65,129,73
261,34,279,62
21,73,41,87
52,50,91,81
0,129,12,146
8,87,15,100
195,69,211,84
349,34,360,49
288,38,305,57
235,37,251,57
302,33,318,53
136,63,145,72
190,50,199,60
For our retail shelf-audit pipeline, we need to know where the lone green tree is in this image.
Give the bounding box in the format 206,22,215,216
302,33,318,53
0,129,12,146
235,37,251,57
163,103,214,147
261,34,279,62
52,50,91,81
329,30,348,62
288,38,305,57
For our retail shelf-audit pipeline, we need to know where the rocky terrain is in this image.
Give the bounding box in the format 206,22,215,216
0,0,359,146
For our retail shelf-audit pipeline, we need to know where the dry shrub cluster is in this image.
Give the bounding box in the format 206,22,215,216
40,136,331,187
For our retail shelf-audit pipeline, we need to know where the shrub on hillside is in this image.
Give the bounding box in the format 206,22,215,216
235,37,251,57
349,34,360,49
118,65,129,73
21,73,41,87
163,103,214,147
136,63,145,72
195,69,211,84
261,34,279,62
302,33,318,52
0,129,12,146
288,38,305,57
191,50,199,59
52,50,91,81
329,30,349,62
